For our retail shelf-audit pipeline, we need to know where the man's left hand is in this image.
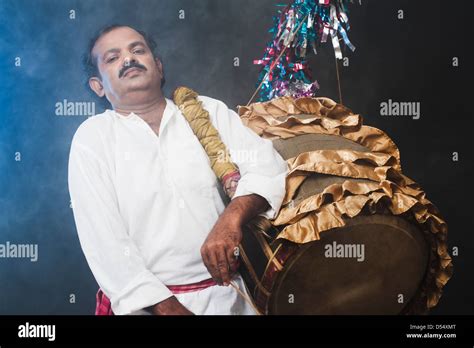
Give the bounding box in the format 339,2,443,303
200,216,241,286
201,193,270,286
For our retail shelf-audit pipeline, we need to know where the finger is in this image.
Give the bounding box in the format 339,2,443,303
216,247,231,286
201,246,220,283
207,248,223,285
226,245,239,275
200,246,210,273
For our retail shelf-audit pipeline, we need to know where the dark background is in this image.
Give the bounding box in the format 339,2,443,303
0,0,470,314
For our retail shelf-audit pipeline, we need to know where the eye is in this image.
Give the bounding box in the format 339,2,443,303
133,48,145,54
106,56,118,63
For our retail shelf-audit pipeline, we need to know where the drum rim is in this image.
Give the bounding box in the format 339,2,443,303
267,213,429,315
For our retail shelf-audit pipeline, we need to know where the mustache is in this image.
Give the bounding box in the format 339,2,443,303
119,62,147,78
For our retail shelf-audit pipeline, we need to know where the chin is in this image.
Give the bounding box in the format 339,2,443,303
123,78,151,90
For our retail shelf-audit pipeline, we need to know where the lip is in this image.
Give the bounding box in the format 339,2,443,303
123,67,143,77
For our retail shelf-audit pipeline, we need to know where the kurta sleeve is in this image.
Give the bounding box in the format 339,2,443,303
68,131,173,315
199,96,288,220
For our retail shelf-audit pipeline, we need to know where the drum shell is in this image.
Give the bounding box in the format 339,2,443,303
239,133,430,315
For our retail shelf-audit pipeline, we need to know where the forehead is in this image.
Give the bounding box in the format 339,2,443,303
92,27,147,56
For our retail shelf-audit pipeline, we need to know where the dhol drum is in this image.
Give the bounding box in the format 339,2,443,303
238,133,430,315
171,88,450,316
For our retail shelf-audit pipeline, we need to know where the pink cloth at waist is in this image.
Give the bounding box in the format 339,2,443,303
95,278,217,315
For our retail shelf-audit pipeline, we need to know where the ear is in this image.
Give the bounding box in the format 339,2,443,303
89,77,105,97
155,57,163,76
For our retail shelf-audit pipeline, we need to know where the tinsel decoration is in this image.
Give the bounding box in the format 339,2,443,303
252,0,359,103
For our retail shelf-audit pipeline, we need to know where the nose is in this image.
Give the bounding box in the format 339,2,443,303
123,55,137,68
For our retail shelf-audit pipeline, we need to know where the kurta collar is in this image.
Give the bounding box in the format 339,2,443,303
110,97,177,137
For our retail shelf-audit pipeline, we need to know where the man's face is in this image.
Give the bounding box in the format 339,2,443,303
89,26,163,106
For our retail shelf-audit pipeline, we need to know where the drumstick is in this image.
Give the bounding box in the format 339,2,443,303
229,280,263,315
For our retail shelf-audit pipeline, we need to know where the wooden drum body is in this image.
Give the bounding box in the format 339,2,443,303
239,133,430,315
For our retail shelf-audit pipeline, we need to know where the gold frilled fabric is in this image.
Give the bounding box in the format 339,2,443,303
238,96,453,312
239,96,402,171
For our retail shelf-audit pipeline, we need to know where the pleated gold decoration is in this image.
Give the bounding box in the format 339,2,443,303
238,96,453,311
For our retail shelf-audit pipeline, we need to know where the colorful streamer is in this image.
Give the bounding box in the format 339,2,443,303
254,0,359,102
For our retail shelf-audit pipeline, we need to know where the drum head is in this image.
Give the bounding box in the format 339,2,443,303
272,133,370,160
268,214,429,315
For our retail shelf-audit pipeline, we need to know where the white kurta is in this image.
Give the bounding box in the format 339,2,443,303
68,95,288,315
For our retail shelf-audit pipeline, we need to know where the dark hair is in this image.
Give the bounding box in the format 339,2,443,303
82,24,165,108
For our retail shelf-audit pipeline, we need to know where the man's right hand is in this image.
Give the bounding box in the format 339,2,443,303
151,296,194,315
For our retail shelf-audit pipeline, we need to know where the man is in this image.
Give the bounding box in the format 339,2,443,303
68,24,288,315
